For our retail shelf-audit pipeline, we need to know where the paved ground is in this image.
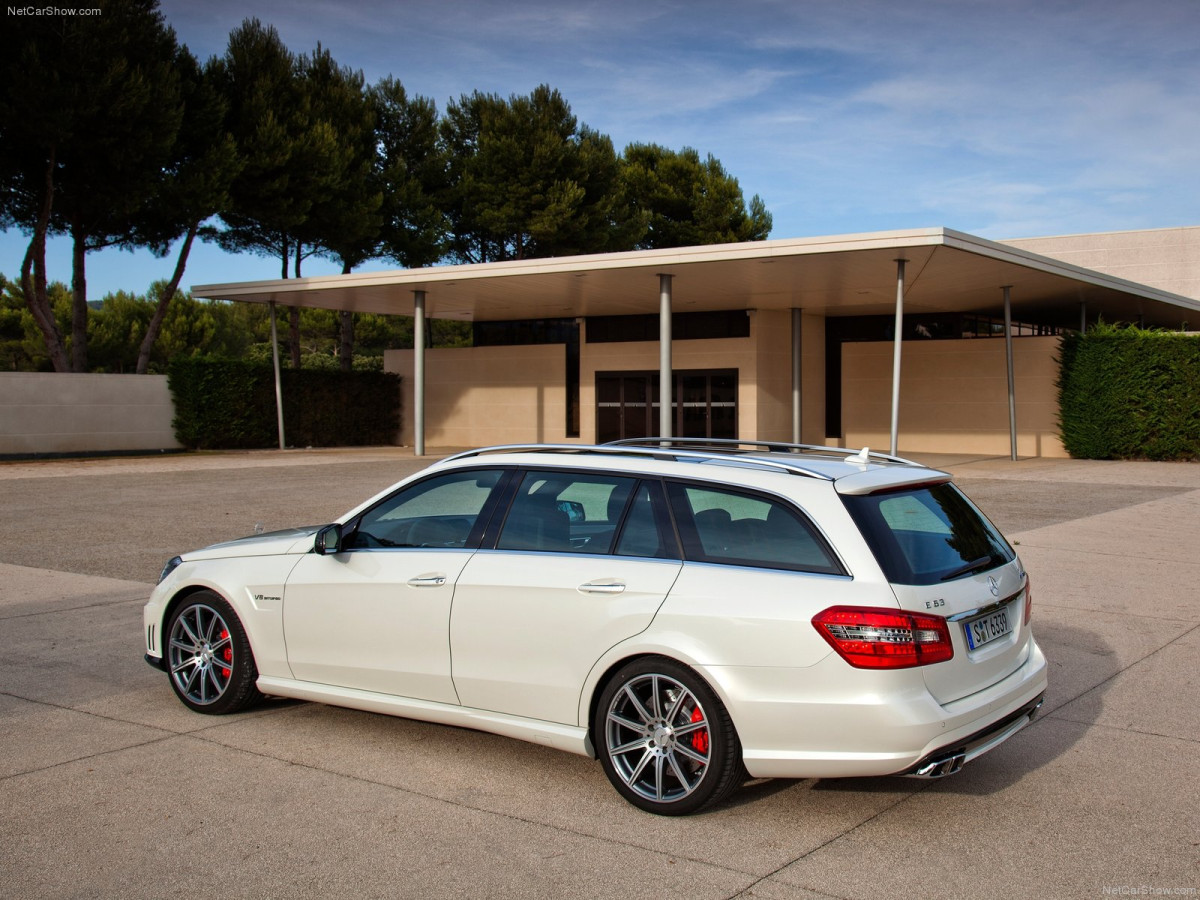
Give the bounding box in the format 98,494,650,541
1,448,1198,898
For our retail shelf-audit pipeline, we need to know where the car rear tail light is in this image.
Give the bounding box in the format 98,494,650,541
812,606,954,669
1023,576,1033,625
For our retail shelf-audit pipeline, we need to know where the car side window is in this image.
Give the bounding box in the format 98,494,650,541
496,470,636,554
614,481,678,560
348,469,505,550
666,482,843,575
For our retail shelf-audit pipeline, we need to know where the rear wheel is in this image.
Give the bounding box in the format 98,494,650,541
165,591,262,715
594,657,743,815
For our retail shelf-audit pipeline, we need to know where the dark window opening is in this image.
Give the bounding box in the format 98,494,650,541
586,310,750,343
596,369,737,443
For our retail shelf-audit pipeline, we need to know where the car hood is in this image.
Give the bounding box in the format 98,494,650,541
182,526,320,561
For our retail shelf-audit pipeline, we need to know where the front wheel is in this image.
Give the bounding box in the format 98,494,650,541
165,591,262,715
593,657,743,815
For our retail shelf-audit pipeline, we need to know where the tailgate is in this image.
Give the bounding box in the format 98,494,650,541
891,559,1031,704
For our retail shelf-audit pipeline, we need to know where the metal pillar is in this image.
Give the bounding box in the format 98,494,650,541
889,260,906,456
1080,300,1087,333
413,290,426,457
791,308,803,444
658,274,673,439
268,300,286,450
1003,286,1017,461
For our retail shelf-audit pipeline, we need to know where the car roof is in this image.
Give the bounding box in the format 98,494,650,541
434,439,952,495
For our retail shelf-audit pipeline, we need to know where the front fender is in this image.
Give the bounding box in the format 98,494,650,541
144,553,306,680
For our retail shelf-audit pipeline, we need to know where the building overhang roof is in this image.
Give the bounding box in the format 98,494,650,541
192,227,1200,328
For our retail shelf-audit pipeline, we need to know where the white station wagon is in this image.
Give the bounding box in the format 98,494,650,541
144,440,1047,815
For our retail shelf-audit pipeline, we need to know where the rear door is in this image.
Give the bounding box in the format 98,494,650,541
841,482,1031,704
451,471,682,724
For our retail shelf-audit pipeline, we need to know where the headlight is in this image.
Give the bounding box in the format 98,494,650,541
158,556,183,584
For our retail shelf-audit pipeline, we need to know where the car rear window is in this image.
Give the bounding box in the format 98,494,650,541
842,483,1015,585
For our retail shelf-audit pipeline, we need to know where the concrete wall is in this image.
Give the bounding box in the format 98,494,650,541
1003,226,1200,304
841,336,1065,457
0,372,182,456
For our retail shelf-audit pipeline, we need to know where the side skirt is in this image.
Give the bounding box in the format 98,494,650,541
255,676,593,758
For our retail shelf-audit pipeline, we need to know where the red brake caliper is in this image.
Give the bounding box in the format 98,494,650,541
690,706,709,754
220,629,232,678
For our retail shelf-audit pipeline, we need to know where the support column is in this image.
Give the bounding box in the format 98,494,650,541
1003,286,1017,461
658,274,673,439
268,300,286,450
1080,300,1087,333
413,290,426,457
889,260,906,457
791,308,803,444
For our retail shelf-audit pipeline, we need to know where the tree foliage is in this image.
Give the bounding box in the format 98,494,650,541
1,8,773,373
619,144,773,249
441,85,638,262
1,0,186,371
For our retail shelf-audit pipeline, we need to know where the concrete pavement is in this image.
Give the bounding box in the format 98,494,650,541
1,449,1197,898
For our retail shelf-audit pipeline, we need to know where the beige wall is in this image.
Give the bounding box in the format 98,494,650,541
0,372,182,456
384,310,827,449
386,344,568,447
746,309,826,444
841,336,1065,457
1003,226,1200,304
578,309,825,444
578,320,758,443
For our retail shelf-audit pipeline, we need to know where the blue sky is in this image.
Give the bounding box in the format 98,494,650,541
4,0,1199,299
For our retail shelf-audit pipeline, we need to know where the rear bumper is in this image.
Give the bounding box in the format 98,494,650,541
902,692,1044,777
708,635,1048,779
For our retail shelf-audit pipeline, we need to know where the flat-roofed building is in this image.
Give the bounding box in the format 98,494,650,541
193,226,1200,459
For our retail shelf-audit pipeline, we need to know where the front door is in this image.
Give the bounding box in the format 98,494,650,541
281,468,508,705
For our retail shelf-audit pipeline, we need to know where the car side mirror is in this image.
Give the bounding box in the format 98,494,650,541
557,500,585,523
314,523,343,555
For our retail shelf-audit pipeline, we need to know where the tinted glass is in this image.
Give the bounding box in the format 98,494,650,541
842,483,1015,585
497,471,636,554
614,482,675,560
667,483,842,575
349,470,503,549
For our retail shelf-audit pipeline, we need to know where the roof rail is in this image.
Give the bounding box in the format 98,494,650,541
434,442,906,481
606,437,921,466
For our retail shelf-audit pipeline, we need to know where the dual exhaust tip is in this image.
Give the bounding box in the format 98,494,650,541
906,694,1044,779
912,751,967,778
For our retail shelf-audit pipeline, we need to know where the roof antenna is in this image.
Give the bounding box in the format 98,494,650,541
847,447,871,465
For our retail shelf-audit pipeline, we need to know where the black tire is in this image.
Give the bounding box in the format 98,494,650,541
593,657,743,815
165,591,263,715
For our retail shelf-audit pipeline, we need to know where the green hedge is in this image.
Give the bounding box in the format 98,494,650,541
1058,324,1200,460
169,358,401,450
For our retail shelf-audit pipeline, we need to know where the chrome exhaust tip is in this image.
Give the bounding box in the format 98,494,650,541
912,750,967,778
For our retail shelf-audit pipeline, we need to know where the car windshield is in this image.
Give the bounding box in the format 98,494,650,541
842,482,1015,586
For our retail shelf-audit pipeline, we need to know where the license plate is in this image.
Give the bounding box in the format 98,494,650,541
964,604,1013,650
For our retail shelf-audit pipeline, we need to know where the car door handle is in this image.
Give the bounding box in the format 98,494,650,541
578,581,626,594
407,573,447,587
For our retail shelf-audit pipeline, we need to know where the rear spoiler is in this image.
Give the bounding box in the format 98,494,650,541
834,469,953,496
